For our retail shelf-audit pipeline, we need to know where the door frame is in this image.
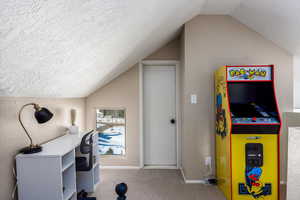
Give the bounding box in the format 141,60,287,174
139,60,181,169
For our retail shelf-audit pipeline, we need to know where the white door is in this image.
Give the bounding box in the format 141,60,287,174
143,65,176,166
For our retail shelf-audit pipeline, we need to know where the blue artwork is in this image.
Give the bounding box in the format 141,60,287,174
96,109,126,155
244,166,271,198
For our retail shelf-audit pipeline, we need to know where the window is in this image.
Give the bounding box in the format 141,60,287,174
96,109,126,155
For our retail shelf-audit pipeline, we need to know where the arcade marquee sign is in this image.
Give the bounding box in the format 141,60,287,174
227,66,272,81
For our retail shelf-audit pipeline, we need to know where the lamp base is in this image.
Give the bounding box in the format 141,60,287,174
19,145,42,154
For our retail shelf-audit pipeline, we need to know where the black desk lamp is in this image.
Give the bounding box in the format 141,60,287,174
18,103,53,154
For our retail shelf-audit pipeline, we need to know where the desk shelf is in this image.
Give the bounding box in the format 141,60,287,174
16,133,90,200
63,162,76,200
16,149,77,200
62,161,75,172
62,150,75,171
63,188,76,200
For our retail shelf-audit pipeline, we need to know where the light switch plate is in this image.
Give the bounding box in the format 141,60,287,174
191,94,197,104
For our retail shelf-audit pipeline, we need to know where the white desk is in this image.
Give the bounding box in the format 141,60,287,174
16,132,100,200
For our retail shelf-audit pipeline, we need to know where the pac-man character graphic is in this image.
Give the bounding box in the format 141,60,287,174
216,93,227,137
244,167,271,199
246,167,262,187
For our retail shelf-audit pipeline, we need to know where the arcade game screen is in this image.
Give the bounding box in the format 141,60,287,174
228,82,279,124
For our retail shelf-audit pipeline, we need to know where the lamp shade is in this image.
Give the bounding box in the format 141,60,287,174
34,107,53,124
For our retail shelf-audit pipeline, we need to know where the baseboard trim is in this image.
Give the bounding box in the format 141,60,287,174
180,168,286,185
100,166,141,169
143,165,178,169
180,168,206,184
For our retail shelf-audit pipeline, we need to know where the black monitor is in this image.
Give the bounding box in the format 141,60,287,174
228,82,279,119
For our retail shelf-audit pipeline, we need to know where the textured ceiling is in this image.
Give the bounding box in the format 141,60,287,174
0,0,244,97
2,0,299,98
231,0,299,55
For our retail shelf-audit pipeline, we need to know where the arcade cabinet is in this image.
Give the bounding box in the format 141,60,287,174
215,65,281,200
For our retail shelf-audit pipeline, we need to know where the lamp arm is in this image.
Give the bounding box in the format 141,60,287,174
18,103,37,146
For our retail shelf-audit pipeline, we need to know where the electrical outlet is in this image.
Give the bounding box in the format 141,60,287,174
205,156,212,167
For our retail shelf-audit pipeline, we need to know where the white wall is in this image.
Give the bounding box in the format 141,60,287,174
181,15,293,180
0,97,85,199
85,38,181,166
294,56,300,110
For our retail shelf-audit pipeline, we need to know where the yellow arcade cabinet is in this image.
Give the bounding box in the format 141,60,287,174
215,65,281,200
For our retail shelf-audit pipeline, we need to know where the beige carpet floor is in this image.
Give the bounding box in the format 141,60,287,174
94,169,286,200
95,169,225,200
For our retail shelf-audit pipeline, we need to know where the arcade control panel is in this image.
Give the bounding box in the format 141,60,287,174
230,103,279,125
232,117,279,124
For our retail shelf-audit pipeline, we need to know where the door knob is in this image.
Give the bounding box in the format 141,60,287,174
170,118,176,124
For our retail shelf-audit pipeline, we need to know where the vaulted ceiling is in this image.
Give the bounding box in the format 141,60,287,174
231,0,300,55
0,0,297,97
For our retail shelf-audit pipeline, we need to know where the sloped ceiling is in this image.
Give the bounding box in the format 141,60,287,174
231,0,299,55
0,0,244,97
3,0,298,98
